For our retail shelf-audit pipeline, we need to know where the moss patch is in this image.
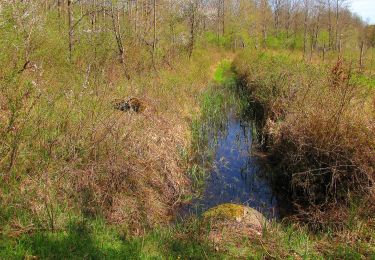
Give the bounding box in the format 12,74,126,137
203,203,244,220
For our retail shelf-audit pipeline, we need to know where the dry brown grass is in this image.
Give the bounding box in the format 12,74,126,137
234,51,375,225
278,60,375,206
0,47,228,235
2,96,191,233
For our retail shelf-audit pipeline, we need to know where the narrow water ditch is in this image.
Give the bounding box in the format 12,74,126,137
178,62,288,220
180,105,281,220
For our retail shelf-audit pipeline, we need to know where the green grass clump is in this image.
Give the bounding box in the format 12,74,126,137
351,73,375,89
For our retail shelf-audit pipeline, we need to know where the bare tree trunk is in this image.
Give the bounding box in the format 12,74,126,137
68,0,73,62
310,34,314,62
152,0,157,71
58,0,63,18
285,0,292,38
217,1,220,40
313,9,321,50
189,1,197,58
111,7,124,63
80,0,83,17
335,0,339,50
134,0,138,44
92,0,97,30
110,3,130,79
222,0,225,36
126,0,130,20
359,41,365,69
328,0,333,49
261,0,268,48
274,0,281,34
303,1,308,59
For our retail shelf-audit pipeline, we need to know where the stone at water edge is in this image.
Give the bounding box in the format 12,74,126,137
203,203,268,246
203,203,267,231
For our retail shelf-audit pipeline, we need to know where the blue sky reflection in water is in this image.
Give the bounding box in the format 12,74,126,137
187,109,279,219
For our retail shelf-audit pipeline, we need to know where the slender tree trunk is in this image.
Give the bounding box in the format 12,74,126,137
110,3,130,79
80,1,83,17
152,0,157,71
126,0,130,20
328,0,333,49
68,0,73,62
134,0,138,44
189,1,197,58
111,5,124,63
217,2,220,41
222,0,225,36
274,0,280,35
92,0,97,30
261,0,268,48
359,41,365,69
335,0,339,50
58,0,63,18
303,1,308,59
314,12,320,50
310,33,314,62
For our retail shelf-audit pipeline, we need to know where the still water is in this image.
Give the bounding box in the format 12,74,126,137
182,108,280,219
